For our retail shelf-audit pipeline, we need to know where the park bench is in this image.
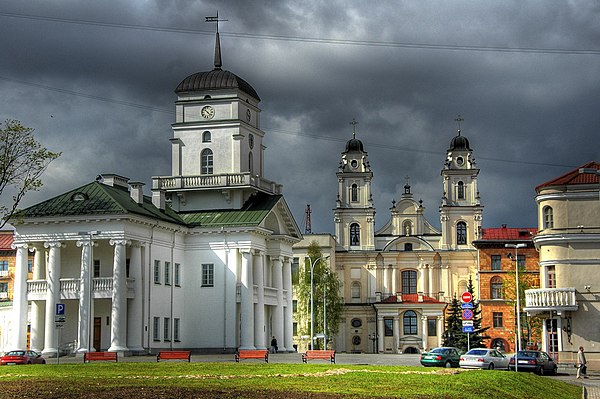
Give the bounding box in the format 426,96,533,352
156,351,191,362
83,351,118,363
302,350,336,364
235,349,269,363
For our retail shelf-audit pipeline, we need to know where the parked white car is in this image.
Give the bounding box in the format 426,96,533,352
459,348,509,370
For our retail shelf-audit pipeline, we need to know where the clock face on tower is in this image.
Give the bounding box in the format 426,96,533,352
201,105,215,119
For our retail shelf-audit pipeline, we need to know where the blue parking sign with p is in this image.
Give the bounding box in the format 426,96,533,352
56,303,65,315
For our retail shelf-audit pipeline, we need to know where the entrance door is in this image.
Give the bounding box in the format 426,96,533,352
93,317,101,351
546,319,559,360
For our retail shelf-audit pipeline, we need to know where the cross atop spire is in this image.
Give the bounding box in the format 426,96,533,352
206,12,228,70
350,118,359,139
454,114,464,135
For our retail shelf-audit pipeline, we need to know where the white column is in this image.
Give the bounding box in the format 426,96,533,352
43,241,62,356
239,250,255,349
272,256,285,352
76,239,94,353
10,243,29,350
391,267,397,294
108,239,129,352
253,251,266,349
421,265,429,295
393,316,400,353
383,266,389,295
377,316,384,353
421,315,428,351
437,316,444,347
127,242,144,352
428,265,434,297
283,257,294,353
442,265,450,300
30,246,45,352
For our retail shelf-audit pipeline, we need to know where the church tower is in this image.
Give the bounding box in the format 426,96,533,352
334,124,376,250
154,27,279,212
439,123,483,249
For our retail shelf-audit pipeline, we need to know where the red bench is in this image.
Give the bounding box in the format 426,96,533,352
157,351,191,362
83,351,118,363
235,349,269,363
302,350,336,364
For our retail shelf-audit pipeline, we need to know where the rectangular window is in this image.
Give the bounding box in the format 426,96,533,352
174,318,180,341
293,322,298,337
164,317,171,341
0,282,7,292
0,260,8,272
291,257,299,284
491,255,501,270
164,261,171,285
427,319,437,337
384,319,393,336
93,260,100,278
174,263,181,286
202,264,214,287
154,260,161,284
153,317,160,341
517,255,526,268
292,300,297,313
493,312,503,328
27,259,33,273
126,258,130,278
547,265,556,288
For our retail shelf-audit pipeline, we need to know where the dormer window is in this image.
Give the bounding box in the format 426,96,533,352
71,192,88,202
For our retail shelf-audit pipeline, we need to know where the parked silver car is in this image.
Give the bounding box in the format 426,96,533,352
459,348,509,370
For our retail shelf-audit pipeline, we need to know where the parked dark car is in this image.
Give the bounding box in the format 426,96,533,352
508,350,557,375
0,350,46,365
420,347,461,368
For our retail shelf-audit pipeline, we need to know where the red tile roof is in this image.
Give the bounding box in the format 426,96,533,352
480,227,537,241
535,161,600,192
0,233,14,250
381,293,442,303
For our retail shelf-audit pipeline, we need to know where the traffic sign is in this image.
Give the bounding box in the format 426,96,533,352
461,292,472,303
56,303,65,315
461,302,473,309
462,309,474,320
462,320,473,327
462,326,474,333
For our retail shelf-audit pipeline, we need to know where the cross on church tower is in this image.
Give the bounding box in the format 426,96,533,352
205,12,228,70
454,114,464,134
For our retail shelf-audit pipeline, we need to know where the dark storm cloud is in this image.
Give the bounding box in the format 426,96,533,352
1,0,599,234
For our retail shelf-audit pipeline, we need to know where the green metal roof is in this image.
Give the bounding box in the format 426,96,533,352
18,181,184,225
180,193,281,227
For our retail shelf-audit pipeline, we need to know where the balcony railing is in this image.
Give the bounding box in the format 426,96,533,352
524,287,578,314
27,277,135,300
152,173,283,195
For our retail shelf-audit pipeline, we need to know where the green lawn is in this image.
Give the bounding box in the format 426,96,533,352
0,363,581,399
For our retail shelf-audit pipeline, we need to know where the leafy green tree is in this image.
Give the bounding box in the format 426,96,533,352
0,119,60,228
295,241,343,349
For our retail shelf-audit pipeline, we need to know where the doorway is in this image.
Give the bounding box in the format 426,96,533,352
93,317,101,351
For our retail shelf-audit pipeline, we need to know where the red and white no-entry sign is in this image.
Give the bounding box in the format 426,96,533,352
461,291,472,303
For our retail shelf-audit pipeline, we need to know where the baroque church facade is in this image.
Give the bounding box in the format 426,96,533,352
5,32,301,356
293,128,483,354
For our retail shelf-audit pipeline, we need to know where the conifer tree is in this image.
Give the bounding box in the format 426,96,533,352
442,295,463,348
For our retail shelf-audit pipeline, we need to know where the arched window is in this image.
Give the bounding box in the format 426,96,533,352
458,280,468,294
457,181,465,199
456,222,467,245
201,149,213,174
403,220,412,236
491,276,503,299
401,270,417,294
351,184,358,202
249,152,253,175
202,131,211,142
351,282,361,298
543,206,554,229
350,223,360,246
403,310,418,335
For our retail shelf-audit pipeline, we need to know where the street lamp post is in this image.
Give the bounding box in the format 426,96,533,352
309,256,329,350
506,242,526,371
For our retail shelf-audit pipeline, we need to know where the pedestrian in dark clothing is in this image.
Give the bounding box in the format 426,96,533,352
270,336,278,353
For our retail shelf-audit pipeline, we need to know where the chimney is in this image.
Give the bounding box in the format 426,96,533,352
99,174,129,189
152,190,166,211
128,181,145,204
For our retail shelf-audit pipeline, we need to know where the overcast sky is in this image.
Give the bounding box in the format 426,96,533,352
1,1,599,235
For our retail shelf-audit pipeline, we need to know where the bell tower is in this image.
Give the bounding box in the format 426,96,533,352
439,117,483,249
334,121,376,250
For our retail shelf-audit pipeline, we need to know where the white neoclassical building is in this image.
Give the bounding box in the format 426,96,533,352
7,32,301,356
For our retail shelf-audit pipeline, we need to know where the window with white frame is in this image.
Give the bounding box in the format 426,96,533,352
164,317,171,341
164,261,171,285
154,260,161,284
402,270,417,294
201,149,213,174
547,265,556,288
491,255,501,270
174,318,180,341
175,263,181,286
491,276,503,299
153,317,160,341
202,264,214,287
543,206,554,229
403,310,418,335
0,261,8,275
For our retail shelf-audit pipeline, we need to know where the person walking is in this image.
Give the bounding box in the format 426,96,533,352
577,346,588,379
270,336,278,354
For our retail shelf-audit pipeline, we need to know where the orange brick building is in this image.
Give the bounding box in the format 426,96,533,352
473,226,540,353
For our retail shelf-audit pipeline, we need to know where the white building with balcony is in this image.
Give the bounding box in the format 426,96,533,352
528,162,600,363
6,32,301,356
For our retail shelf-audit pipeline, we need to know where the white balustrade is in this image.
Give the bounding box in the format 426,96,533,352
524,288,578,311
154,173,282,194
